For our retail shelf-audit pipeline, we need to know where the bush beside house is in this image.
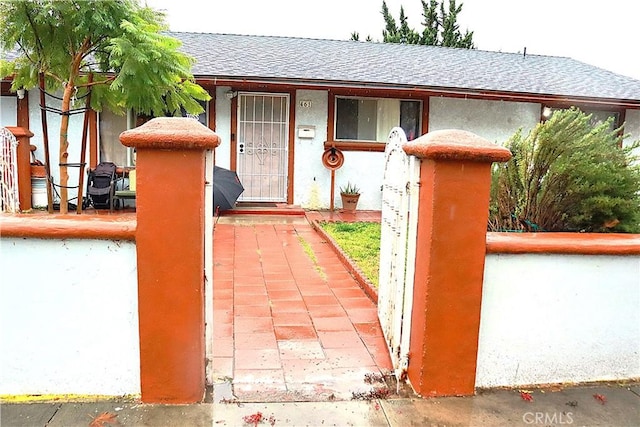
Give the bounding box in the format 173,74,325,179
490,108,640,233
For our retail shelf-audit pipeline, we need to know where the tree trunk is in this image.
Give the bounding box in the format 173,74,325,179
58,83,74,214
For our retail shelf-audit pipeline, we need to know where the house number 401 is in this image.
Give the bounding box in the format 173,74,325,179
299,100,312,108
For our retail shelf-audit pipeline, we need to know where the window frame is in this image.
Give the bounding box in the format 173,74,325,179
327,90,427,152
333,95,422,142
97,109,136,167
541,104,626,146
541,104,624,128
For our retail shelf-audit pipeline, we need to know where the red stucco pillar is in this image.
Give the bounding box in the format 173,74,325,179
402,129,511,397
6,126,34,211
120,118,220,403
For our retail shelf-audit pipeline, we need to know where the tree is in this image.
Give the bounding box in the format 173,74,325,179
420,0,439,45
0,0,210,213
381,3,420,44
489,108,640,233
379,0,474,48
350,32,373,42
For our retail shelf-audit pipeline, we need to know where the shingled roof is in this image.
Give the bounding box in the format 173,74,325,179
170,32,640,104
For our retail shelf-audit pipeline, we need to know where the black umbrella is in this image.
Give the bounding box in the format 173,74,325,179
213,166,244,212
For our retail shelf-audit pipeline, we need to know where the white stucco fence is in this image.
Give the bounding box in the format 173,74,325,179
476,253,640,388
0,237,140,396
1,232,638,396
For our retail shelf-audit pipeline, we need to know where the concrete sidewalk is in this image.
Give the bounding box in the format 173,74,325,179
2,382,639,426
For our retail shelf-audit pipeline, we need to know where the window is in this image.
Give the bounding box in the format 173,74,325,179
588,110,620,132
99,109,134,166
98,100,209,166
335,96,421,142
543,106,620,131
180,104,207,126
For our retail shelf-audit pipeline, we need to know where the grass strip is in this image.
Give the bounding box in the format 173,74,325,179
319,221,381,288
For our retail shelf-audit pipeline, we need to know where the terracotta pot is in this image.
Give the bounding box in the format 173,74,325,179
340,193,360,212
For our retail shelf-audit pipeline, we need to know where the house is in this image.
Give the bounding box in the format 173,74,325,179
3,33,640,210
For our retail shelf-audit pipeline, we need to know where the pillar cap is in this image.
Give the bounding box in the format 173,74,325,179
5,126,34,138
403,129,511,163
120,117,221,150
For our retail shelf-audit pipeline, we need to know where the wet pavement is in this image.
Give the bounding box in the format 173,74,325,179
3,382,638,426
212,211,392,402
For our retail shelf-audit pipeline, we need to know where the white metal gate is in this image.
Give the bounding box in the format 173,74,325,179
378,127,420,380
0,127,20,213
236,93,289,202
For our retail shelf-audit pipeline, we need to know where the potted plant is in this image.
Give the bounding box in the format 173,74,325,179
340,182,360,212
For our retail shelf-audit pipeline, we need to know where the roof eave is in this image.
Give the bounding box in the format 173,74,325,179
194,75,640,110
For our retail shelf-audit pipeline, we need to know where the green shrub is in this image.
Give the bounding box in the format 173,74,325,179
489,107,640,233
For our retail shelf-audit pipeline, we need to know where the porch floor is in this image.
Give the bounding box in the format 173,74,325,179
212,210,392,402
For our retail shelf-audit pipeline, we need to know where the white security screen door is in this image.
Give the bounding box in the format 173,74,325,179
237,93,289,202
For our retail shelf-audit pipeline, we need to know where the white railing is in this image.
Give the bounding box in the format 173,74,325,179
0,127,20,213
377,128,420,383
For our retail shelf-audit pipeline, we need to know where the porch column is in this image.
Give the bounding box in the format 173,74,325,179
120,118,220,403
402,129,511,397
6,126,34,211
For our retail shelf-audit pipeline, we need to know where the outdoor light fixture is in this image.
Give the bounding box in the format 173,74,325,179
542,106,553,118
16,88,25,99
225,90,237,100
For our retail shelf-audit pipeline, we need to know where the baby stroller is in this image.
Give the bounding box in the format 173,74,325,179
86,162,117,209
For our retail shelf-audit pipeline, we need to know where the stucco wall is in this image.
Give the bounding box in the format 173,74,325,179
0,237,140,396
292,89,386,211
302,96,544,210
476,253,640,388
429,97,541,144
296,97,541,210
294,90,330,209
333,151,385,210
214,86,233,170
291,95,544,210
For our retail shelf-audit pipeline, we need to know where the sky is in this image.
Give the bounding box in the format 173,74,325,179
144,0,640,81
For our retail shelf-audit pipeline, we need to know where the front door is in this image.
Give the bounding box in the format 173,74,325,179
236,92,289,202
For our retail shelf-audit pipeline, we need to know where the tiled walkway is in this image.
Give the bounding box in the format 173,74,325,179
212,212,391,402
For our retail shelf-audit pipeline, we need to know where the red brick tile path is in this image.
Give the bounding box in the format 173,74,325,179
212,211,391,402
